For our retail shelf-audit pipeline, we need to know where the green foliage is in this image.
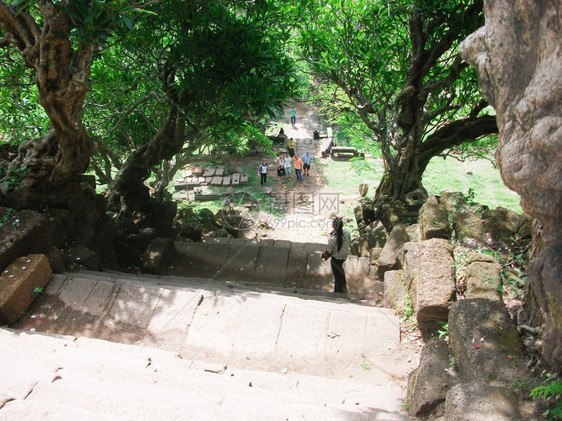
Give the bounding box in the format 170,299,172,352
0,208,16,226
531,379,562,420
360,362,371,371
399,295,416,323
31,287,44,297
437,321,449,340
4,167,29,191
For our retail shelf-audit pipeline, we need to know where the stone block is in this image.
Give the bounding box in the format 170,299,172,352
415,239,456,322
232,173,240,186
408,338,455,416
240,173,248,185
222,176,231,186
202,168,215,177
448,299,527,385
419,195,449,240
141,238,177,274
465,260,502,300
383,270,408,310
211,176,223,186
445,382,519,421
365,220,388,249
378,223,409,277
0,254,52,324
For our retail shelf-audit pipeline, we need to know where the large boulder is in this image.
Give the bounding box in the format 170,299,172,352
460,0,562,371
383,270,407,310
448,299,527,386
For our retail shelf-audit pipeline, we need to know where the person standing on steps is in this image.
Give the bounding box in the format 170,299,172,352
301,151,314,176
283,154,293,178
289,107,296,125
292,154,303,182
322,218,351,293
258,160,268,185
287,138,296,157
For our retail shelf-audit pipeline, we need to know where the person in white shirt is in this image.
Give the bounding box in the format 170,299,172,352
323,218,351,293
283,154,293,177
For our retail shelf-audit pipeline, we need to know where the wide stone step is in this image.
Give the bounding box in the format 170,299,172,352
16,273,401,383
0,328,408,420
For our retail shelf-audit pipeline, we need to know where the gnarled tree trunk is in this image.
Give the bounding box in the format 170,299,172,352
0,2,94,206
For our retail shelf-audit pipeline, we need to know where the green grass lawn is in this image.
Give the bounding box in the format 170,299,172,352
422,156,522,213
321,155,522,214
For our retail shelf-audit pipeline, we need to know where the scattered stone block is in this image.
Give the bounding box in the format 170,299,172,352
203,168,216,177
350,237,370,257
211,176,223,186
365,220,388,249
222,176,231,186
232,173,240,186
408,338,455,417
240,173,248,185
419,195,449,240
465,254,502,300
215,167,224,176
448,299,527,385
383,270,408,310
377,223,409,277
0,254,52,324
445,382,520,421
414,239,456,322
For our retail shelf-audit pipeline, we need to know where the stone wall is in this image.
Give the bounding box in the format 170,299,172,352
460,0,561,372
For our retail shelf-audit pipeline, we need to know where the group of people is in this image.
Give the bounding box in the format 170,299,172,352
258,139,314,185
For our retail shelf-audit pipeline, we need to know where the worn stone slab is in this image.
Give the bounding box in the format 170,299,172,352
465,260,502,300
184,293,243,356
108,283,161,328
240,173,248,184
44,274,67,296
58,276,98,312
215,168,224,176
202,168,215,177
173,241,209,260
383,270,408,310
286,247,308,278
0,254,52,325
273,240,291,249
232,173,240,186
211,176,223,186
325,310,369,356
256,246,289,278
146,289,202,350
222,176,231,186
82,281,115,316
306,251,332,279
276,304,330,357
233,298,286,357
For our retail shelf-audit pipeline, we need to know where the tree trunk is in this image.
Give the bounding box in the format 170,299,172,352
0,2,94,205
107,103,186,212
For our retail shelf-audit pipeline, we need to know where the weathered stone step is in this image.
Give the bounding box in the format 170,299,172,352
17,274,401,383
0,328,408,420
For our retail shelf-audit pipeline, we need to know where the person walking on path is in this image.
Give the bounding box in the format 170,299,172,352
283,154,293,178
301,151,314,176
289,108,296,125
287,138,296,157
322,218,352,293
277,156,285,176
258,160,268,185
292,154,303,182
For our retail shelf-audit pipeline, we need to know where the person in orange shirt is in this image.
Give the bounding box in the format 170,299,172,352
292,154,303,182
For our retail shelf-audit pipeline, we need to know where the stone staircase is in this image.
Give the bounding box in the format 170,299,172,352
173,238,379,299
2,269,411,420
